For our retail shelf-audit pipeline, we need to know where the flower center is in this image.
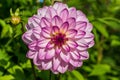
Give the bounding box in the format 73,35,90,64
51,33,68,47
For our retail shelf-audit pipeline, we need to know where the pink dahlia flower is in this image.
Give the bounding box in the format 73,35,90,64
22,2,94,74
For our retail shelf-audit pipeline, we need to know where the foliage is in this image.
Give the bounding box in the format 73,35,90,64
0,0,120,80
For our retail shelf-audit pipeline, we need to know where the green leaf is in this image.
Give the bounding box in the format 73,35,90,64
10,8,14,16
71,70,84,80
98,17,120,30
90,64,111,76
0,71,3,76
20,60,31,68
92,21,109,38
15,8,20,16
0,49,11,60
0,75,14,80
111,40,120,46
0,19,13,38
7,65,23,74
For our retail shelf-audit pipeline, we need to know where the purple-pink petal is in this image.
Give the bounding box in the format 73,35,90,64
42,60,52,70
46,7,57,19
66,29,77,38
37,6,48,17
22,30,33,44
67,40,78,49
60,8,69,22
53,57,61,70
27,50,36,59
57,62,68,73
79,51,89,60
52,26,59,34
33,53,41,66
67,17,76,29
68,7,77,18
46,42,54,49
45,49,55,59
60,22,69,33
75,21,87,30
55,47,61,54
40,17,50,27
37,39,50,48
41,27,51,38
60,52,70,63
62,44,70,52
53,2,68,14
75,31,86,39
52,15,63,27
38,49,46,60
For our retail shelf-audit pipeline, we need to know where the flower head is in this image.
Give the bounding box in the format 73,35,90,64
22,2,94,74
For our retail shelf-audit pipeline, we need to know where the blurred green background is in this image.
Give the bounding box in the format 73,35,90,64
0,0,120,80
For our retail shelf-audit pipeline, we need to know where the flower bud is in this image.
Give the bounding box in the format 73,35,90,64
10,8,21,25
11,16,21,25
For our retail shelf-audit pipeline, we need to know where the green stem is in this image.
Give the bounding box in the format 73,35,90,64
49,71,52,80
30,59,37,80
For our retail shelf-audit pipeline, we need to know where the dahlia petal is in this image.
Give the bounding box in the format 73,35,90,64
86,23,93,32
53,57,61,70
46,7,57,19
38,49,46,60
46,42,54,49
67,40,78,49
66,29,77,38
62,44,70,52
88,40,94,48
77,46,87,52
60,8,69,22
33,52,41,66
41,27,51,38
76,10,88,22
42,61,52,70
70,51,80,60
26,50,36,59
52,26,60,34
60,22,69,33
55,47,61,54
69,7,77,18
40,17,50,27
67,18,76,29
79,51,89,60
27,16,40,30
69,59,83,67
83,33,94,42
37,6,48,17
77,10,86,16
57,62,68,73
75,21,87,30
28,41,37,51
75,31,86,39
38,39,50,48
52,15,63,27
32,27,41,39
22,30,33,44
26,24,31,30
53,2,68,13
45,49,55,59
60,52,70,63
76,40,88,51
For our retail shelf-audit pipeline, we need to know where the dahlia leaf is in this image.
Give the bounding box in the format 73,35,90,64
71,70,84,80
